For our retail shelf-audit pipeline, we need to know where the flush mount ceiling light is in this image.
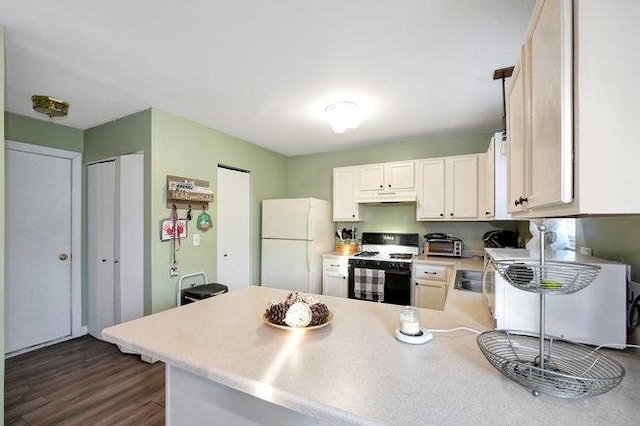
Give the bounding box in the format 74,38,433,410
325,101,361,134
31,95,69,118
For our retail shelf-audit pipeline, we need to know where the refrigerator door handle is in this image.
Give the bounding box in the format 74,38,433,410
307,204,313,240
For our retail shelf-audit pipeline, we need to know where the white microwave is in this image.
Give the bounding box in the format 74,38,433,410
482,248,627,347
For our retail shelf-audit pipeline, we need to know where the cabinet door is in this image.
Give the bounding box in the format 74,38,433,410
417,159,446,219
359,164,385,191
446,156,478,219
477,151,494,220
385,161,415,190
414,281,446,311
527,0,573,208
333,167,360,221
506,57,527,213
323,272,348,298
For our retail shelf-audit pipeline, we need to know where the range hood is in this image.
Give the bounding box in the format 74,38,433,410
356,193,417,204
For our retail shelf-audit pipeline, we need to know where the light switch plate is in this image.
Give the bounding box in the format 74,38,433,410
579,247,593,256
193,233,200,246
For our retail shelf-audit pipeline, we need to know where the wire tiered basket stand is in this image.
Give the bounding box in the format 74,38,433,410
477,224,625,398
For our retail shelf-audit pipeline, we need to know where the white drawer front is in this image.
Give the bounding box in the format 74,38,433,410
323,256,348,271
413,264,447,281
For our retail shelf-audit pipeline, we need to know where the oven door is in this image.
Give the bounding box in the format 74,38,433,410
348,263,411,306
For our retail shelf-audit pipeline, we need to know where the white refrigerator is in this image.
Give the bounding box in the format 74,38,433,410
261,198,334,294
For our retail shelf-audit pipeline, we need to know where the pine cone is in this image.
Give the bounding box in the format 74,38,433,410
285,291,302,306
265,302,288,325
309,302,330,326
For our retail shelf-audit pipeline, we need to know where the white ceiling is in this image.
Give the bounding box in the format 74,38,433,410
1,0,535,156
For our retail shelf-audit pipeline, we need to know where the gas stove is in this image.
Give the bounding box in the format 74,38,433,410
349,232,420,265
347,232,419,305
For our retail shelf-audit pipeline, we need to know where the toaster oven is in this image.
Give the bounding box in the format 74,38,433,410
424,235,463,257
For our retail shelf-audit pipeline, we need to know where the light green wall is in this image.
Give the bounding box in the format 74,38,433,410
286,132,521,249
577,217,640,281
150,109,287,313
5,111,83,152
84,109,153,313
1,25,6,422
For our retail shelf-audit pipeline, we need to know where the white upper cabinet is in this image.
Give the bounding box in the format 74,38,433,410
416,159,446,219
359,161,415,192
490,132,512,220
506,54,528,214
417,155,478,221
446,156,478,219
508,0,640,217
385,162,416,190
478,149,494,219
332,166,362,222
359,164,385,192
527,0,573,209
356,161,417,203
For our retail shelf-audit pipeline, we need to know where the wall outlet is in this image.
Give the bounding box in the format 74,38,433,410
170,266,178,277
579,247,593,256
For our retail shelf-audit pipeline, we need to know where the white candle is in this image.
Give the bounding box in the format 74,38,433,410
399,306,421,335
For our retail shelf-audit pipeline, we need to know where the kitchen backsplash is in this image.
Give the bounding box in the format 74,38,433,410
335,203,524,251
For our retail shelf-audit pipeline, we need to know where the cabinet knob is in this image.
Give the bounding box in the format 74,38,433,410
485,211,491,215
379,184,383,188
439,213,444,217
521,197,528,204
351,214,355,218
514,199,521,206
388,184,391,188
449,213,454,217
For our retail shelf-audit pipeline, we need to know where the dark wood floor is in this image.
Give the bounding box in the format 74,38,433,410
4,335,165,425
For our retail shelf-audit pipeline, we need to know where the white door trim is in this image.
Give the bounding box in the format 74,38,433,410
6,140,84,339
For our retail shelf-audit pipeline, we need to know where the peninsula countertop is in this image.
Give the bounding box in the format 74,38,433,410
102,285,640,425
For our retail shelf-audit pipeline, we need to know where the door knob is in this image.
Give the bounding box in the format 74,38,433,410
58,253,69,261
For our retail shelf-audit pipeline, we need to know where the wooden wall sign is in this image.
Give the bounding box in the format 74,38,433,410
166,175,214,210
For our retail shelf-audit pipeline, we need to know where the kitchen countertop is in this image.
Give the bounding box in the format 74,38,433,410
102,285,640,425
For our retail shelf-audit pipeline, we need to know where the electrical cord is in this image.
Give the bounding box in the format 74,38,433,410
426,327,640,355
428,327,482,335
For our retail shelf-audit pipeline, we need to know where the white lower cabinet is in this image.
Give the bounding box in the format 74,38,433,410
322,255,348,298
413,263,448,311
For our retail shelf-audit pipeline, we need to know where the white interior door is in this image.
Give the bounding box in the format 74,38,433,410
87,161,116,338
5,142,81,354
216,166,251,291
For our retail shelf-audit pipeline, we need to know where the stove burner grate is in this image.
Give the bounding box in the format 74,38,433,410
355,251,380,258
390,253,414,260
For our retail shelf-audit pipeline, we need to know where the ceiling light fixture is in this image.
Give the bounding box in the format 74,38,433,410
325,101,361,134
31,95,69,118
